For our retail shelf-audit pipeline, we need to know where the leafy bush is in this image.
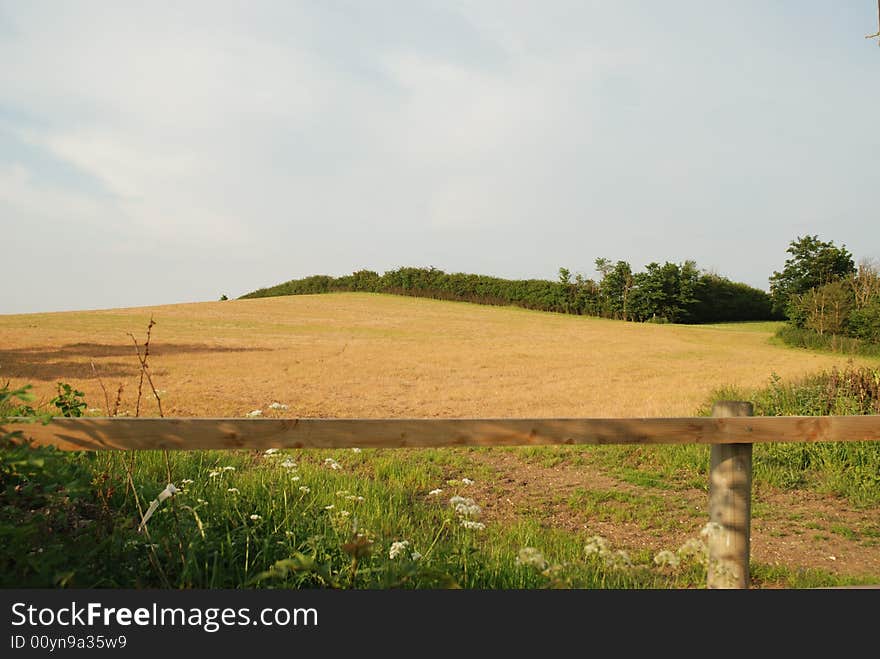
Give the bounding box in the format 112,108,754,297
1,383,136,586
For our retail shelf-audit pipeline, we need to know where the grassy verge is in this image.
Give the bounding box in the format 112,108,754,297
775,325,880,358
569,365,880,508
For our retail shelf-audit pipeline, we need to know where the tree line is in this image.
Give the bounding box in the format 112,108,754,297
241,260,777,324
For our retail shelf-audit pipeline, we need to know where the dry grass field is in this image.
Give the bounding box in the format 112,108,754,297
0,292,873,419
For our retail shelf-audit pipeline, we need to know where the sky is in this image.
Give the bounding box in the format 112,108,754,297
1,1,879,314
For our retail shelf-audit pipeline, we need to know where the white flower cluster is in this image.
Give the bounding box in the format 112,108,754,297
584,535,610,557
676,538,708,565
246,410,262,417
449,496,485,530
653,550,681,568
388,540,421,560
208,466,236,478
700,521,724,540
515,547,548,570
427,488,443,496
584,535,631,569
324,458,342,470
268,402,289,410
389,540,409,559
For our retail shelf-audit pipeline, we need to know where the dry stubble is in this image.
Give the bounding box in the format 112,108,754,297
0,293,873,419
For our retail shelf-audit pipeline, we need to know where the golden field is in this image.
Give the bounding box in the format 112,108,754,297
0,292,874,419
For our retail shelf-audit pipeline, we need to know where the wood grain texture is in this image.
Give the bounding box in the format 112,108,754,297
708,401,753,589
4,415,880,451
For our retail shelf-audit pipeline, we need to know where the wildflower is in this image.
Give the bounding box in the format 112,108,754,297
280,459,296,469
461,478,475,485
653,550,681,568
324,458,342,470
208,470,221,478
460,520,486,530
197,498,208,505
227,488,240,494
389,540,409,559
299,486,311,493
411,550,423,561
351,447,362,453
336,490,350,497
246,410,263,417
605,550,632,569
427,488,443,496
324,504,335,511
268,402,289,410
264,448,279,456
700,521,723,539
181,479,194,485
449,496,481,519
291,475,301,482
222,466,236,472
249,514,262,521
516,547,548,570
584,536,610,557
677,538,708,565
339,510,350,517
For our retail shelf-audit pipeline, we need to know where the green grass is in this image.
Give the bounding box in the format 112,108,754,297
579,365,880,508
690,321,786,333
0,446,718,589
565,487,700,532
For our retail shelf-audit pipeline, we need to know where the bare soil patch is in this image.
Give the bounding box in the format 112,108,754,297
465,450,879,582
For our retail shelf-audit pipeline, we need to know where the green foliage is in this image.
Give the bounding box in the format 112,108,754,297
788,278,854,334
849,300,880,342
241,263,776,325
775,324,880,357
774,255,880,354
219,294,229,301
1,383,135,587
50,382,87,418
769,235,856,318
689,274,779,323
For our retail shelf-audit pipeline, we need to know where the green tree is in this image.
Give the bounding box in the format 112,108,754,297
768,235,855,318
596,259,634,320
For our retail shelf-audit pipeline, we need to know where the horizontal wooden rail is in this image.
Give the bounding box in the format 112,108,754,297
4,414,880,451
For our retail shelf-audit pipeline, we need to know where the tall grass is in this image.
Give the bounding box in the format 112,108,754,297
2,443,725,589
587,365,880,507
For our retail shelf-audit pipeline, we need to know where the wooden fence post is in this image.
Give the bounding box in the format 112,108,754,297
708,401,754,589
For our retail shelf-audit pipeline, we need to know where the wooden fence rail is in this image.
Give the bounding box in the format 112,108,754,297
5,403,880,590
6,413,880,451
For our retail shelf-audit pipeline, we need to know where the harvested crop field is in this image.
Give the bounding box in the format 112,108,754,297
0,292,873,419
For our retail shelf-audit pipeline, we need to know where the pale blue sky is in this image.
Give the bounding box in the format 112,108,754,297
2,1,878,313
